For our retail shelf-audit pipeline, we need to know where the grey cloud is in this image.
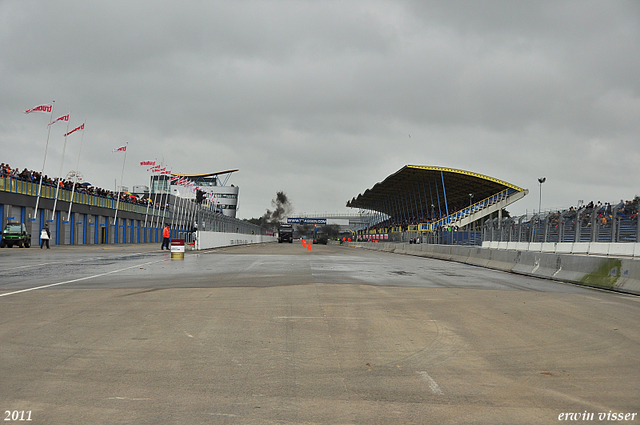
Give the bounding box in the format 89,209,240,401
2,0,639,219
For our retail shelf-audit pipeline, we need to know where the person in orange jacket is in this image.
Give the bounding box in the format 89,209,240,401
161,225,171,250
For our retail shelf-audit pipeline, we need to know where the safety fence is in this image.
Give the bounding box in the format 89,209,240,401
353,201,640,247
196,207,267,236
482,203,640,244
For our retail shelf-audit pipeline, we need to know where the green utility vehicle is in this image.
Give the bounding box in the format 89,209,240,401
1,222,31,248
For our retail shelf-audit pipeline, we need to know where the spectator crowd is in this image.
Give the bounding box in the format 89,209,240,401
1,162,169,210
360,197,640,235
542,199,639,230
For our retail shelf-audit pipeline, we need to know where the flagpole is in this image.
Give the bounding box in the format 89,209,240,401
179,193,187,238
142,159,156,234
67,120,86,221
177,183,188,236
114,142,128,224
158,164,170,229
34,100,55,222
170,175,179,233
170,178,183,232
148,168,157,234
143,177,152,240
151,164,164,232
189,195,197,238
51,112,71,225
152,165,170,237
152,164,162,231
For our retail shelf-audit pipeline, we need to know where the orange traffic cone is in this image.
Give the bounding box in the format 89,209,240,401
307,240,312,251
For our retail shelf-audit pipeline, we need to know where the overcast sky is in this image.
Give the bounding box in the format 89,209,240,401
2,0,639,219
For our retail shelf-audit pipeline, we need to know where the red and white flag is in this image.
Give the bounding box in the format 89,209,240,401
112,145,127,152
48,114,70,126
63,123,84,136
140,161,155,166
24,104,53,114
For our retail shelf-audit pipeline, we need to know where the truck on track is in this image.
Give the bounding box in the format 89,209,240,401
278,224,293,243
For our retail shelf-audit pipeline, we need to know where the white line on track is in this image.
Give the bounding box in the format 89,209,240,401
417,371,444,395
0,258,165,298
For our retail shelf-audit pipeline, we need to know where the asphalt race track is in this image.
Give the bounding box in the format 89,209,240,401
1,242,639,424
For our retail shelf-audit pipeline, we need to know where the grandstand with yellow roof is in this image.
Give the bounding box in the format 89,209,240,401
346,165,528,236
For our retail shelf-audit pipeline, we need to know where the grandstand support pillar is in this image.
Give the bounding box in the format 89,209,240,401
440,171,450,224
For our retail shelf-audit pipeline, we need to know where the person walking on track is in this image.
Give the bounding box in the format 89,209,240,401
161,225,171,250
40,224,51,249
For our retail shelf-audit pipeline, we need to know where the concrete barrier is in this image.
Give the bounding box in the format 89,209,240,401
528,242,542,252
541,242,557,253
463,246,492,268
486,249,519,271
555,243,573,255
571,243,590,255
588,243,610,256
347,241,640,296
617,259,640,295
195,231,277,250
608,243,636,257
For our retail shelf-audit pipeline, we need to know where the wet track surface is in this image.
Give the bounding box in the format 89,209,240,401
1,242,639,424
0,242,601,292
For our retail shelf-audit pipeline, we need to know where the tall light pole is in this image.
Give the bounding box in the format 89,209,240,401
538,177,546,213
